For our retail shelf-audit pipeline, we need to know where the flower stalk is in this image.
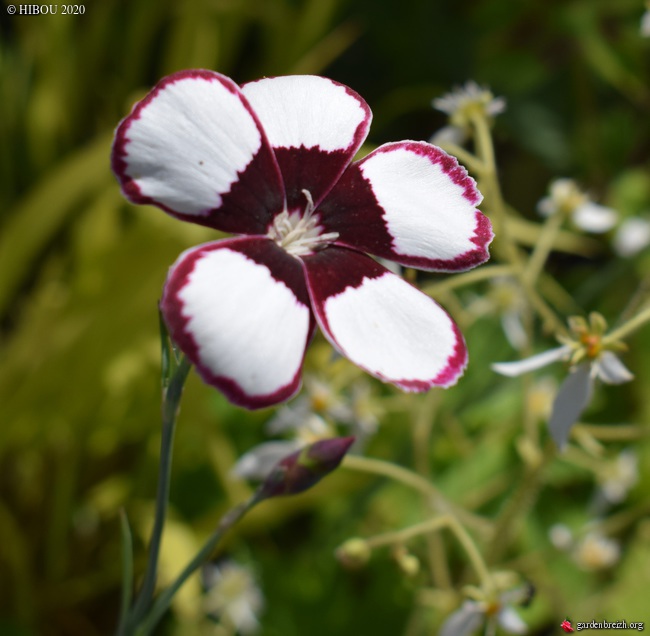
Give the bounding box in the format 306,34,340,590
117,316,355,635
118,328,191,634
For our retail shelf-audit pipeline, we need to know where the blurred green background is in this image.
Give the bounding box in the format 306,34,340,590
1,0,650,634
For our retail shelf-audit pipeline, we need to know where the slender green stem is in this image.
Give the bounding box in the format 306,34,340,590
126,355,191,630
342,454,444,502
363,513,493,592
135,495,260,636
342,455,492,536
411,394,451,589
365,515,453,549
445,515,494,592
470,112,496,174
488,442,555,562
117,511,134,636
421,264,513,296
469,111,568,338
573,423,648,441
523,208,566,286
603,304,650,344
342,455,493,590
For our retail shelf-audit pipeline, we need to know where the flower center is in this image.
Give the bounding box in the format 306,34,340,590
268,190,339,257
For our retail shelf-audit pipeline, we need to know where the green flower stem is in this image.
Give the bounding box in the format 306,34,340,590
363,513,492,591
523,207,566,286
342,455,491,536
469,111,568,338
342,455,493,592
488,441,555,563
618,274,650,323
469,111,496,175
118,511,134,635
603,304,650,344
135,495,260,636
573,423,648,441
412,394,451,589
124,354,191,632
421,264,514,296
342,454,441,498
365,515,454,549
596,501,650,536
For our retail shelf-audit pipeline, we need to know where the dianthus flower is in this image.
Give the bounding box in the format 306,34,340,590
112,71,492,408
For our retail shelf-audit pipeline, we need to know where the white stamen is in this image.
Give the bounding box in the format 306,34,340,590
268,189,339,257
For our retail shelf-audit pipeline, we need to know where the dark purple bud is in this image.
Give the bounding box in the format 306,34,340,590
256,437,355,500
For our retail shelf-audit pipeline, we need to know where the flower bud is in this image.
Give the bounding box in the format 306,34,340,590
256,437,355,500
336,538,371,570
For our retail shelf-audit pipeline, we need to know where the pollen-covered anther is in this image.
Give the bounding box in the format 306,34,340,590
268,189,339,257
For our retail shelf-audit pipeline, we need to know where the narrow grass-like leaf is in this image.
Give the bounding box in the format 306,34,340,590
117,509,134,636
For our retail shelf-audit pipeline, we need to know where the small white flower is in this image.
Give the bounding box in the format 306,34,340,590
440,591,528,636
642,7,650,37
433,80,506,120
537,179,617,233
431,81,505,146
232,374,380,481
464,278,529,350
613,216,650,257
549,523,574,551
492,315,633,449
203,561,264,634
598,449,638,504
572,532,620,571
430,124,469,147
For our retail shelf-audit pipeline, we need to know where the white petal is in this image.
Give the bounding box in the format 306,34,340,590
303,248,467,390
536,196,556,217
440,601,484,636
501,310,528,351
232,440,302,480
112,70,283,234
572,202,617,233
548,363,594,449
242,75,370,153
498,606,528,634
613,217,650,257
242,75,371,207
492,345,570,377
161,238,313,409
594,351,634,384
319,141,492,272
642,10,650,37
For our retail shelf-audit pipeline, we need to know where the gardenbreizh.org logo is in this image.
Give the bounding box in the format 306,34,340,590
560,617,645,632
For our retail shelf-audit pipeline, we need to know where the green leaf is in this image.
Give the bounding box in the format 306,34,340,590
117,509,134,636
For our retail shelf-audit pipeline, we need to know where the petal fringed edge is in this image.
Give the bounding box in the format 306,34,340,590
112,70,285,235
161,237,314,409
242,75,371,211
302,247,467,390
318,141,493,272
